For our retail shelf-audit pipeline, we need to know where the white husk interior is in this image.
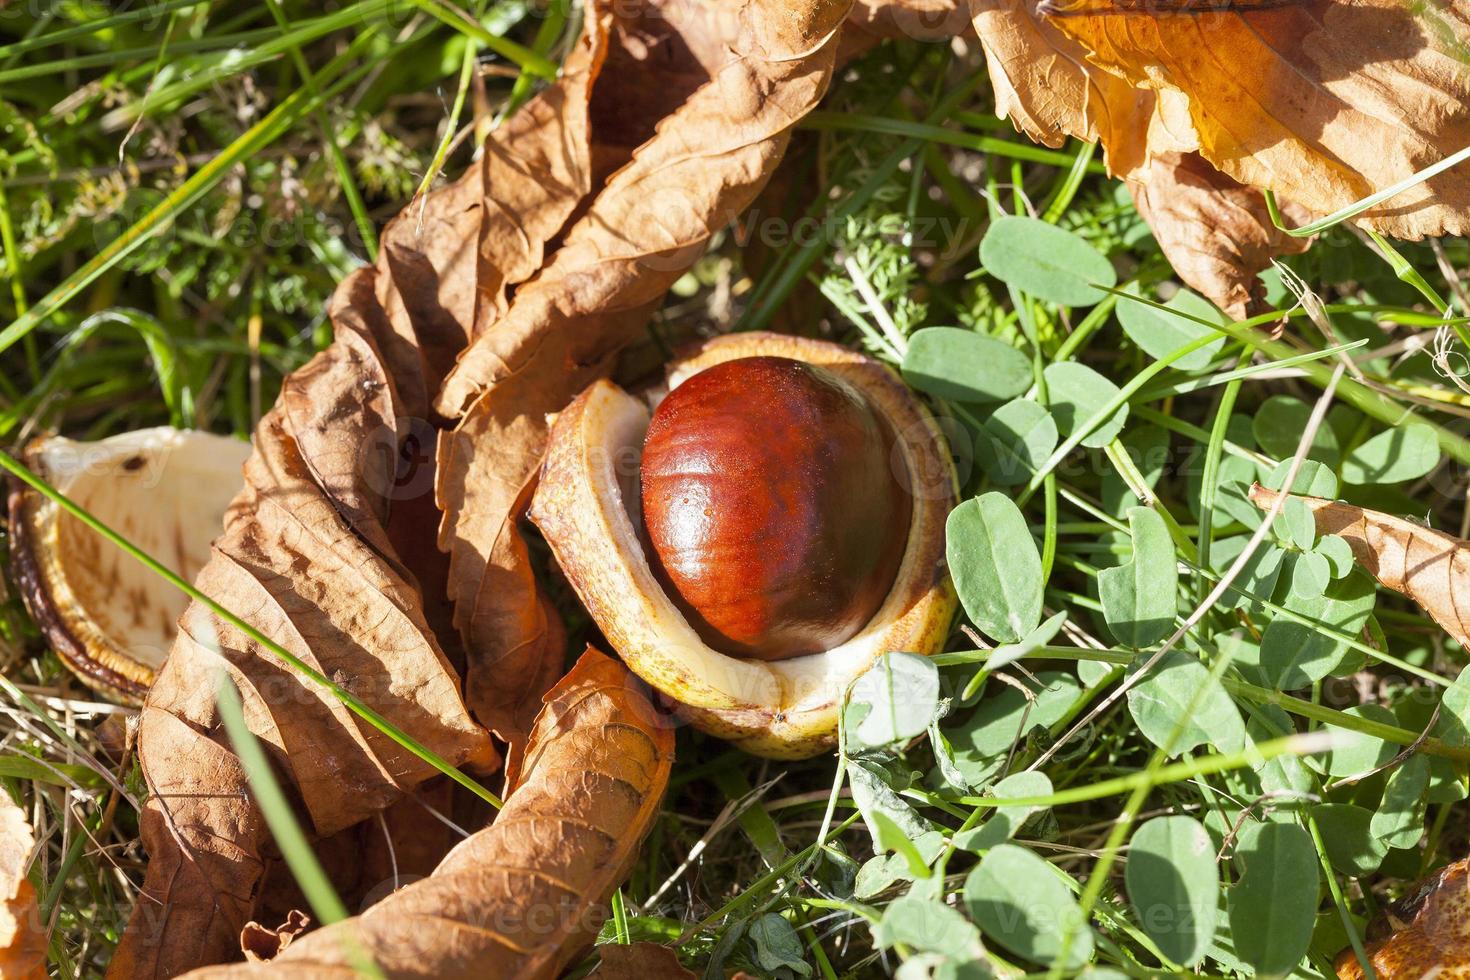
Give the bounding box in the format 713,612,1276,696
35,427,249,670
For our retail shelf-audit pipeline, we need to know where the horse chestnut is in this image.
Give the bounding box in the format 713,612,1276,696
639,356,911,661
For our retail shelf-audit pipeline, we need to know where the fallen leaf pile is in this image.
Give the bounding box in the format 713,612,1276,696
109,0,850,975
106,235,498,980
53,0,1470,976
184,648,674,980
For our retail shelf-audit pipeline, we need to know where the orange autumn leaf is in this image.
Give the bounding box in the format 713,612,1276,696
185,648,675,980
1336,857,1470,979
0,793,44,980
1044,0,1470,238
971,0,1150,160
970,0,1470,310
434,0,853,748
1250,484,1470,652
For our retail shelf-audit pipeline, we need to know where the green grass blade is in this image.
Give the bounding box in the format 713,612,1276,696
1264,143,1470,237
402,0,556,78
214,667,387,979
0,28,385,360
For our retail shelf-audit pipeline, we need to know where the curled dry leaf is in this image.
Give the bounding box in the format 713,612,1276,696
434,0,853,747
970,0,1470,308
1127,152,1314,318
8,427,249,702
848,0,971,42
240,910,309,963
185,647,674,980
593,942,697,979
0,791,44,980
1336,857,1470,979
1249,484,1470,653
109,194,502,979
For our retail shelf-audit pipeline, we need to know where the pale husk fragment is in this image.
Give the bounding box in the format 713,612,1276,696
0,792,44,980
529,333,957,759
1249,484,1470,652
7,427,248,702
184,648,674,980
434,0,854,747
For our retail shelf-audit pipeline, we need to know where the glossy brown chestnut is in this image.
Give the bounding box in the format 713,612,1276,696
638,356,911,661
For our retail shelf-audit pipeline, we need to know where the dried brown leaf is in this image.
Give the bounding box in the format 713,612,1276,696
434,0,852,747
1336,857,1470,979
240,911,310,963
971,0,1150,156
185,647,675,980
1249,484,1470,652
1055,1,1470,238
108,268,498,980
969,0,1470,314
0,792,44,980
593,942,697,979
1128,151,1314,317
467,10,609,339
249,780,459,937
967,1,1298,308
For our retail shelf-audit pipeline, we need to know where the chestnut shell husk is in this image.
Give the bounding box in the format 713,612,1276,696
529,332,958,758
9,428,249,703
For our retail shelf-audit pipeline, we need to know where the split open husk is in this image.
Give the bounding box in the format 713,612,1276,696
530,332,956,758
8,427,248,702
